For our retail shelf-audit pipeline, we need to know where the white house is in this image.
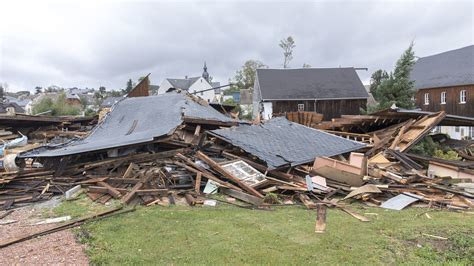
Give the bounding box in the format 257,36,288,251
158,63,221,102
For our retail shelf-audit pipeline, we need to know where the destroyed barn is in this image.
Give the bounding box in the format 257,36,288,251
0,84,473,245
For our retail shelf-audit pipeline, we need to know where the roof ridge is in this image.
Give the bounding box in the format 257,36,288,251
258,67,355,71
418,45,474,60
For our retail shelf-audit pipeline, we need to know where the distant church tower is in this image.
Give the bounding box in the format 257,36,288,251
202,62,210,82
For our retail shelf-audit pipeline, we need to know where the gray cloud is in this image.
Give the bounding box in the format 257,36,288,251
0,0,472,91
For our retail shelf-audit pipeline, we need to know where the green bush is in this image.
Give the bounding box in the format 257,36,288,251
33,93,81,116
433,149,461,161
410,136,439,157
411,136,460,161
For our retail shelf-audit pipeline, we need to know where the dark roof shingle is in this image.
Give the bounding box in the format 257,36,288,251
21,92,235,158
209,117,366,169
256,68,368,100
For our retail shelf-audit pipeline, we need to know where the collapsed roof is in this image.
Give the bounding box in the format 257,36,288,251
374,108,474,127
20,92,236,158
208,117,366,169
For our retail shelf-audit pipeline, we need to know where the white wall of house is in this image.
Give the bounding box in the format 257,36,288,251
438,126,474,140
188,78,215,102
262,102,273,120
157,80,174,95
214,92,223,103
252,75,261,119
25,101,33,115
240,104,252,116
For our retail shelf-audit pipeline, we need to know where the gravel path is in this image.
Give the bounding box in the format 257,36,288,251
0,206,89,265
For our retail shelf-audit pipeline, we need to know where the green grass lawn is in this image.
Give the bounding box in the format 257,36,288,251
57,199,473,265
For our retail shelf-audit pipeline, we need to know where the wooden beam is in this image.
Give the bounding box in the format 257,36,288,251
122,174,153,204
315,204,327,233
97,181,122,199
195,172,202,194
220,188,263,205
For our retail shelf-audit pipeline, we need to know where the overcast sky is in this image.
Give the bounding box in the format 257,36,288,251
0,0,472,92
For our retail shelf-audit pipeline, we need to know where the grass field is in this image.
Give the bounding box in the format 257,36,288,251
57,198,474,265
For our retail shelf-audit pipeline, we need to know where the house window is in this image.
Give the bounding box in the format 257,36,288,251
298,103,305,111
221,160,266,186
424,93,429,105
455,126,460,133
440,92,446,104
200,91,203,96
460,90,466,103
470,127,474,138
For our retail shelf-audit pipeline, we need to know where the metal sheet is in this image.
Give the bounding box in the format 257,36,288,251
380,192,424,211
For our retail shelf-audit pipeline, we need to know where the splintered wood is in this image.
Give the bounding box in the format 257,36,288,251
0,107,472,236
315,204,327,233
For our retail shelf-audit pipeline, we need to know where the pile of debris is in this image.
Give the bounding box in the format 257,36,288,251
0,114,95,173
0,89,473,218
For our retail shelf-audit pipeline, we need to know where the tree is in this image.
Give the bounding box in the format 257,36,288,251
35,86,43,94
32,93,81,116
279,36,296,68
371,42,416,111
93,91,103,106
79,95,89,109
229,60,267,93
123,79,135,94
369,69,389,100
302,63,312,68
98,86,106,95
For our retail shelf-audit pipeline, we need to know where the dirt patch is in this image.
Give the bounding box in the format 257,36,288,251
402,229,474,262
0,206,89,265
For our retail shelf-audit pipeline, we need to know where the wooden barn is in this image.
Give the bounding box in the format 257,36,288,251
252,68,368,120
412,45,473,116
411,45,474,139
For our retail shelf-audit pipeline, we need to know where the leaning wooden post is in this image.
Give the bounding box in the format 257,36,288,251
315,204,327,233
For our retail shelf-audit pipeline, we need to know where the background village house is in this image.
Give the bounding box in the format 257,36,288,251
253,67,369,120
239,88,252,117
411,45,474,139
157,63,222,102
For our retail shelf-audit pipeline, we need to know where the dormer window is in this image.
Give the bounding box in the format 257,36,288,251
460,90,466,103
424,93,429,105
440,92,446,104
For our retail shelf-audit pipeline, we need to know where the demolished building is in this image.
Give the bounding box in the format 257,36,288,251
0,87,473,228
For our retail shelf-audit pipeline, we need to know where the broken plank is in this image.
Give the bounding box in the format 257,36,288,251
220,188,263,206
195,172,202,194
315,204,327,233
97,181,122,199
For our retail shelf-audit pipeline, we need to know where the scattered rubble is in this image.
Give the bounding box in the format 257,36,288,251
0,85,473,243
